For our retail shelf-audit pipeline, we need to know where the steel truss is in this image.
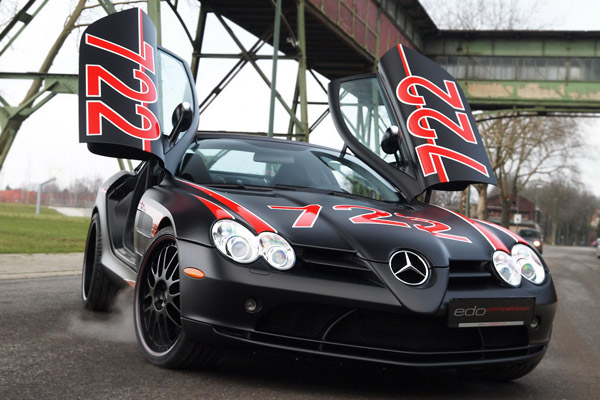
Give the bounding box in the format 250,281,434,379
0,0,333,173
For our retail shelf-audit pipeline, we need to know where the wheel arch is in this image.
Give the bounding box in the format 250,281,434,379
136,185,217,249
157,217,172,233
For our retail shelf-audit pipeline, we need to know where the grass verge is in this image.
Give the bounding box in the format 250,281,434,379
0,202,90,254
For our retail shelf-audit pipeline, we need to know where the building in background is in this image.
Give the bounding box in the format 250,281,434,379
487,194,541,233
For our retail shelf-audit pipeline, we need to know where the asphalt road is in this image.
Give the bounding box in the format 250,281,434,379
1,246,599,400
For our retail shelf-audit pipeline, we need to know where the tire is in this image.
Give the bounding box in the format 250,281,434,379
462,359,541,381
134,227,220,369
81,213,118,311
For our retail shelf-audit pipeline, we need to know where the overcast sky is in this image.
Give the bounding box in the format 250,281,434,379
0,0,599,196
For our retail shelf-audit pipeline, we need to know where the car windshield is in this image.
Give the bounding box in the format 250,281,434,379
519,229,541,238
176,137,401,202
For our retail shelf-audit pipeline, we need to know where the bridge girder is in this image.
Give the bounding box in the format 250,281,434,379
2,0,600,174
458,79,600,113
424,31,600,112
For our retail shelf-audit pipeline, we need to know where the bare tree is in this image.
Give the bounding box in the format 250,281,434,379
536,179,600,245
477,114,582,226
422,0,575,225
431,190,462,210
421,0,548,30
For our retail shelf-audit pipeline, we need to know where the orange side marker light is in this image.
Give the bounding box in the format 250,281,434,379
184,268,205,279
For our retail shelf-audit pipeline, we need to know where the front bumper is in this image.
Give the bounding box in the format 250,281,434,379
177,240,557,368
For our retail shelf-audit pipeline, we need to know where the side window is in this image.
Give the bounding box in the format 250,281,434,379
158,50,194,141
338,77,398,164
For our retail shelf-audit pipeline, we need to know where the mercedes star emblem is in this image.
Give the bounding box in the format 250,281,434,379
389,250,430,286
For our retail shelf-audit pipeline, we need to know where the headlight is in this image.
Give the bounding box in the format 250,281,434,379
512,244,545,285
259,232,296,270
211,220,295,269
492,251,521,287
532,240,541,247
212,220,259,263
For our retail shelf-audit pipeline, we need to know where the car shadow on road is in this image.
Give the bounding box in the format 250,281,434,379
195,350,527,399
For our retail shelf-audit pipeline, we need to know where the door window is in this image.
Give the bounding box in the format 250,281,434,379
338,77,398,164
157,50,194,142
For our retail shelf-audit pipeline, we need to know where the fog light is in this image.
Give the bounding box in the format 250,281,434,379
530,316,540,329
244,298,260,313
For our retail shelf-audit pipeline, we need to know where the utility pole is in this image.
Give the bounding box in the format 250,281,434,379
36,178,55,215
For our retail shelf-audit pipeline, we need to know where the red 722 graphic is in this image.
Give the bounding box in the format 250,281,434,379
85,9,160,144
395,45,489,182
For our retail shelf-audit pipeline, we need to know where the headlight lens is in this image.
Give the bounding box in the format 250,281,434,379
212,220,259,263
512,244,545,284
211,220,295,269
259,232,296,270
532,240,541,247
493,250,521,287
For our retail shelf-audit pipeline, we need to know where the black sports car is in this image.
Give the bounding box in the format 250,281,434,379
79,9,556,379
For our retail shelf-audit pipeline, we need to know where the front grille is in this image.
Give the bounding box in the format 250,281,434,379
255,303,351,339
325,310,527,352
326,311,483,352
293,246,384,287
254,303,528,354
448,260,499,289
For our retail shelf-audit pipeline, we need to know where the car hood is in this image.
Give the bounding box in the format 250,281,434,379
175,180,523,313
176,180,516,266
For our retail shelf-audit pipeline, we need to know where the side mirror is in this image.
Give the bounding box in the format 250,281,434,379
381,125,400,154
169,102,193,144
380,125,407,169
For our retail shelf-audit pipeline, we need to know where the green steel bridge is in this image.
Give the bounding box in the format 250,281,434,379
1,0,599,168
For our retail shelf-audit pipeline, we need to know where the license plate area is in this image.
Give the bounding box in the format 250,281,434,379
448,298,535,328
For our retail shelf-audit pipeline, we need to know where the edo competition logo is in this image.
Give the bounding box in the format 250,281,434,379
395,45,490,183
84,9,160,145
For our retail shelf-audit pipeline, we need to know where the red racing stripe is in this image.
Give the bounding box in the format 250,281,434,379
476,219,528,245
193,195,234,220
434,206,509,253
472,220,510,253
177,179,276,233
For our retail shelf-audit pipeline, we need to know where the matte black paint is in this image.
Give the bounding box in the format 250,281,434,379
79,10,557,371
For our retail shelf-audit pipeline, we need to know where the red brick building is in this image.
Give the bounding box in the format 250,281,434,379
0,189,45,205
487,194,541,232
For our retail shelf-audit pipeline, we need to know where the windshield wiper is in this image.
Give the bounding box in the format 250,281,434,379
206,183,272,191
328,190,365,200
271,184,299,191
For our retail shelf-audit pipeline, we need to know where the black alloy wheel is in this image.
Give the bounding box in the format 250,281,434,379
138,235,182,353
134,227,220,368
82,213,117,311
